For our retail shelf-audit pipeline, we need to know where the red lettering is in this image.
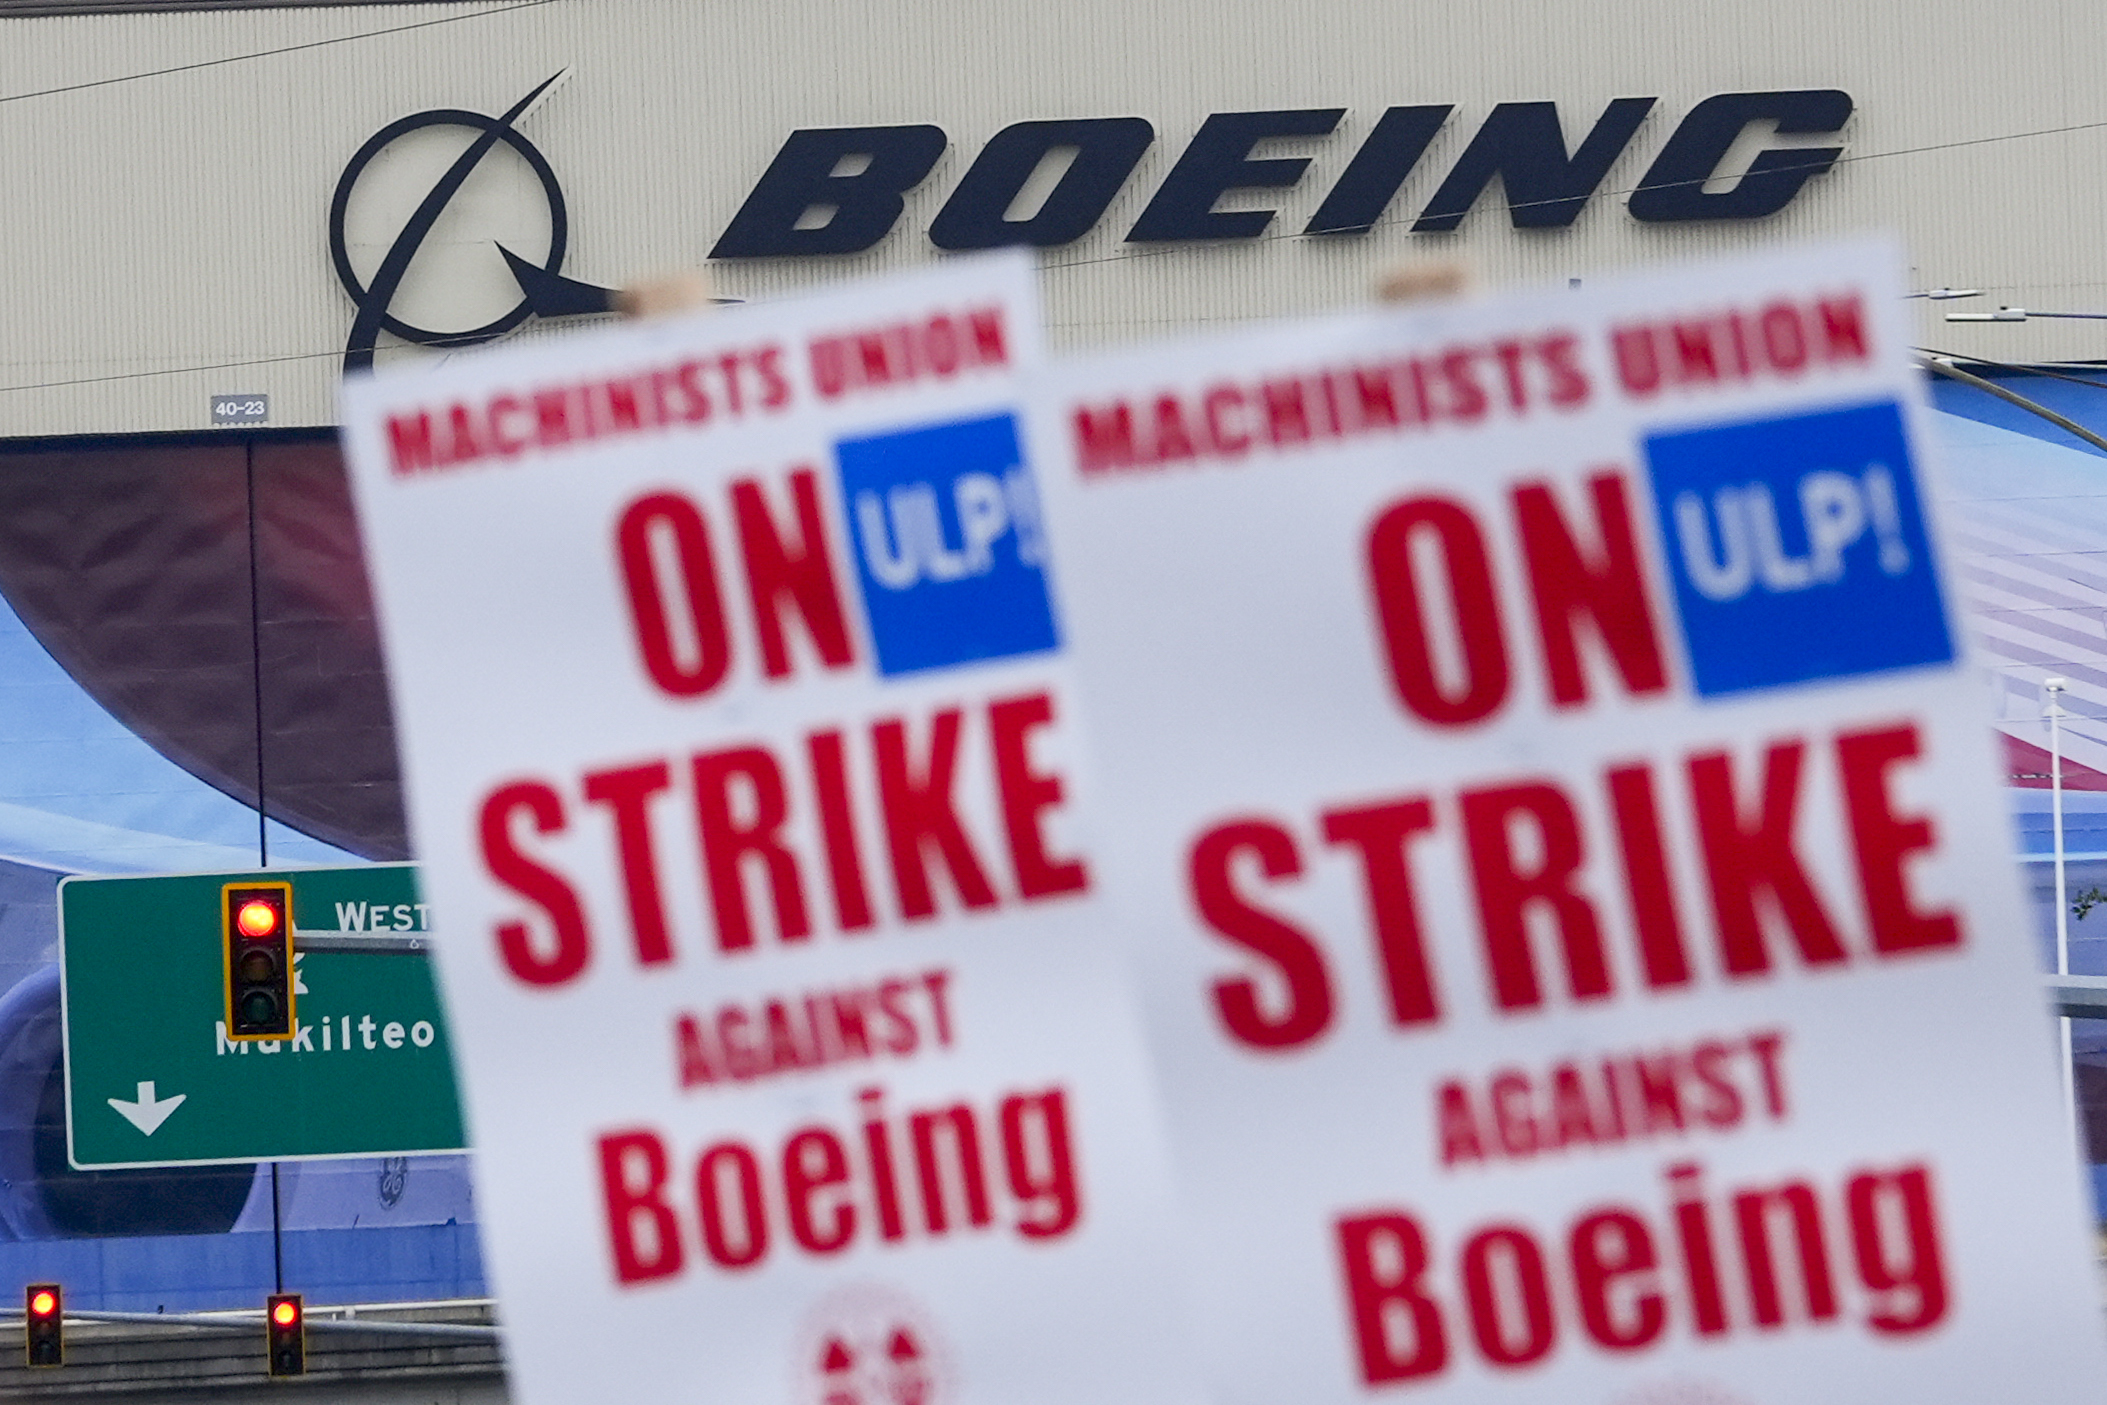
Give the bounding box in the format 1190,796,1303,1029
1666,1162,1730,1335
1750,1030,1789,1118
1190,820,1333,1050
1511,472,1667,707
1437,1082,1486,1166
1321,799,1442,1026
783,1127,856,1254
1491,340,1530,411
923,316,960,374
1074,402,1140,474
810,339,848,398
693,746,811,951
582,761,676,967
676,1014,717,1088
487,394,530,455
874,709,999,920
1570,1210,1664,1350
967,308,1008,363
731,469,856,680
1491,1071,1538,1154
1540,334,1589,406
386,412,438,476
443,402,485,464
1204,384,1251,455
1460,1226,1556,1366
1439,350,1486,421
1461,782,1611,1010
1734,1181,1837,1327
598,1130,684,1284
1690,1041,1743,1128
988,692,1089,899
479,780,591,987
1367,497,1510,726
1329,1155,1945,1379
696,1142,770,1269
909,1105,992,1233
1605,763,1690,988
1337,1213,1449,1384
1670,321,1719,382
1836,724,1961,956
1688,741,1848,976
1001,1089,1080,1240
807,729,875,932
534,386,575,443
1634,1053,1684,1132
1611,327,1661,396
1150,394,1199,463
859,1088,906,1241
605,378,645,432
1261,378,1312,445
1548,1064,1600,1148
1759,302,1807,370
1350,368,1399,429
757,346,790,406
1817,295,1869,362
616,492,733,699
1847,1163,1948,1335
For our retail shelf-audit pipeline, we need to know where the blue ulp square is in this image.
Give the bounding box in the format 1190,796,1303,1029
1642,400,1953,697
834,413,1060,677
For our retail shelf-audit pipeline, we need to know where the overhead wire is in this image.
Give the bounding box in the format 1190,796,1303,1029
0,0,569,108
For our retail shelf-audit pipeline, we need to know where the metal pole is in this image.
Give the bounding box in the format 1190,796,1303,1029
269,1162,282,1297
2048,677,2077,1150
0,1308,500,1342
245,440,267,869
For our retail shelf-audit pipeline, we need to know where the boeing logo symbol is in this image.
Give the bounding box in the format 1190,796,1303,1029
329,73,617,374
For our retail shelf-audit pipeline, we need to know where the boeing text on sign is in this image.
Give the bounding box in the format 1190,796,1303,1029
338,254,1201,1405
1024,241,2107,1402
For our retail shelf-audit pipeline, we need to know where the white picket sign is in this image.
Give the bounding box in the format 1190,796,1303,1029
340,253,1202,1405
1024,240,2107,1403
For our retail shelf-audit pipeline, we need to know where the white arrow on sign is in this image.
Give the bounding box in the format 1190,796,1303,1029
108,1081,185,1136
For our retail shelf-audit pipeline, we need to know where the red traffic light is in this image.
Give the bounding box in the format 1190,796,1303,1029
24,1282,61,1368
266,1292,305,1377
223,882,295,1040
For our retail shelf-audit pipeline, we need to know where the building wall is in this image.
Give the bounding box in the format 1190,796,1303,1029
2,0,2106,438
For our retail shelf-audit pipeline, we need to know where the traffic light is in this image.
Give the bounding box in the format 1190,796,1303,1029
24,1283,61,1367
266,1293,304,1377
223,882,294,1040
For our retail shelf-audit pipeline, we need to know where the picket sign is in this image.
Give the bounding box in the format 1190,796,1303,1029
338,253,1204,1405
1022,239,2107,1403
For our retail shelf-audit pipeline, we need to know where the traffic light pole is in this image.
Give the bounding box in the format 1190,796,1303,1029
245,441,268,870
248,452,281,1293
271,1163,283,1296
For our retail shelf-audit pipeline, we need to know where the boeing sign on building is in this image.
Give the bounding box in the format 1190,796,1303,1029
714,91,1852,257
324,82,1852,384
0,0,2091,438
330,72,620,372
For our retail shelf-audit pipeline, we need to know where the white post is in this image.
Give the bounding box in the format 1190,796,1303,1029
2047,677,2077,1150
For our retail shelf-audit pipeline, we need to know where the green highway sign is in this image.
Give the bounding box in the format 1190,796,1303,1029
60,864,468,1169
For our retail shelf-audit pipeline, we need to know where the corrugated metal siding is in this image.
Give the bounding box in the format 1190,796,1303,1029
2,0,2107,436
